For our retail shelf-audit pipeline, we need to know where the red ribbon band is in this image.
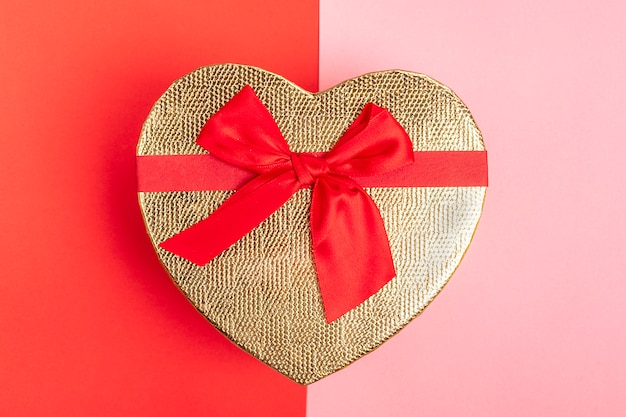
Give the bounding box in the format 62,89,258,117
137,151,488,192
139,85,488,323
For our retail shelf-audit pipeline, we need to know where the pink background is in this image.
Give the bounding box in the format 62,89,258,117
310,0,626,415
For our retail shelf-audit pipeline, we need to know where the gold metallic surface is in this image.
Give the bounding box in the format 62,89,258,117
137,64,486,384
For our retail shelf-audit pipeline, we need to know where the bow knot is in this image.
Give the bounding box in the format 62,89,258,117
159,85,415,323
291,152,329,187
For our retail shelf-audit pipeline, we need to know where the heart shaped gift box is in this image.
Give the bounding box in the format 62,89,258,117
136,64,487,384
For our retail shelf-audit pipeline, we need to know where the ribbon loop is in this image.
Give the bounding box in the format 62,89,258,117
159,85,415,323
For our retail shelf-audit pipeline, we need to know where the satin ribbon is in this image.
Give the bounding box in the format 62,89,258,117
159,85,415,323
137,151,489,191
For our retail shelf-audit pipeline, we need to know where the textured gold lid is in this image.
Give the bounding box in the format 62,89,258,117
137,64,486,384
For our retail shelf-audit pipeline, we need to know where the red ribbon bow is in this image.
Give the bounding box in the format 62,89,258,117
160,85,415,322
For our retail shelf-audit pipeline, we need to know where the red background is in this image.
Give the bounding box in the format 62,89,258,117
0,1,317,415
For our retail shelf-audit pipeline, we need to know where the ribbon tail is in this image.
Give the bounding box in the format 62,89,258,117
159,169,300,265
310,176,396,323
